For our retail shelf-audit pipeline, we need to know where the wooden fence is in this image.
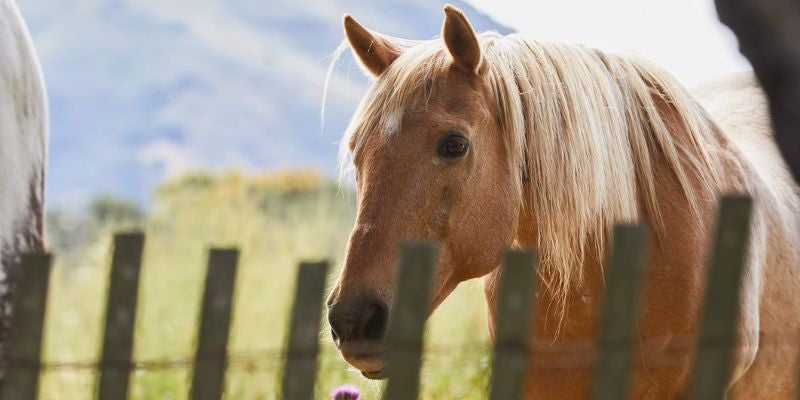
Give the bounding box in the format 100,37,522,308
0,195,755,399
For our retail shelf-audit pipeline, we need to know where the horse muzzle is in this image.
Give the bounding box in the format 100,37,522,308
328,294,390,379
337,340,387,380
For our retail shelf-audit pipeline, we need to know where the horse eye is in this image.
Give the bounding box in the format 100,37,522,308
437,134,469,159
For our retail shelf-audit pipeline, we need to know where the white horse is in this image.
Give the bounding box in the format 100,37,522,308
0,0,47,377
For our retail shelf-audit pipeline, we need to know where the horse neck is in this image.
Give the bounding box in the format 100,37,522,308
484,90,730,338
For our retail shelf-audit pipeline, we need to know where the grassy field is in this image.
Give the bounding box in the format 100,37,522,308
38,171,491,399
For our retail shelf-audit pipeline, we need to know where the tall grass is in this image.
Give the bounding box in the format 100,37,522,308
38,171,490,399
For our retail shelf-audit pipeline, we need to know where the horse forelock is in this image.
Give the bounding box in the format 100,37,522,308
333,32,727,312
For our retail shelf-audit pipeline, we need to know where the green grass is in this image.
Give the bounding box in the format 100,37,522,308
38,171,491,399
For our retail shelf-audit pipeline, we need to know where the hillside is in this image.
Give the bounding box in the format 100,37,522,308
16,0,513,207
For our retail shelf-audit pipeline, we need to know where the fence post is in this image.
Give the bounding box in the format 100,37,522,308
97,233,145,400
0,254,52,400
384,241,439,400
590,224,649,400
281,261,329,400
688,195,753,400
190,249,239,400
488,249,538,400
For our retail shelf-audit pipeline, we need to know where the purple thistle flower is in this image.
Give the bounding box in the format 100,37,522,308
331,384,361,400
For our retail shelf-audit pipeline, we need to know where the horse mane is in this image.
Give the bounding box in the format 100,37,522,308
332,32,726,310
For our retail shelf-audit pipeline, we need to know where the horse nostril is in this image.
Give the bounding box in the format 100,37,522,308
330,327,339,344
360,301,388,341
328,312,348,344
329,297,388,344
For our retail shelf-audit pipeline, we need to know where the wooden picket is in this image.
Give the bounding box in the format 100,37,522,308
688,195,753,400
190,249,239,400
0,254,52,400
281,261,329,400
97,232,145,400
384,241,439,400
0,195,762,399
590,224,649,400
489,250,538,400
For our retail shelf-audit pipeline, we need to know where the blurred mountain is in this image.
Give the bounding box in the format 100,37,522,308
16,0,512,208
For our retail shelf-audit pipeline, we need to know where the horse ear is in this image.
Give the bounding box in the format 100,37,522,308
343,15,401,77
442,4,481,73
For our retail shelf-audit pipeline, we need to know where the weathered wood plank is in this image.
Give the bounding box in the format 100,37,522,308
590,224,649,400
190,249,239,400
281,261,329,400
688,195,753,400
489,249,538,400
97,232,145,400
0,254,52,400
384,241,439,400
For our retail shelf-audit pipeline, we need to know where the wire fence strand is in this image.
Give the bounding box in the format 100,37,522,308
6,329,800,374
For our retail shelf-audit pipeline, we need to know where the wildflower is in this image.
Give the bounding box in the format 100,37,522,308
331,384,361,400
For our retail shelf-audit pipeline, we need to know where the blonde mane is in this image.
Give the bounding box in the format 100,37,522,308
333,32,726,307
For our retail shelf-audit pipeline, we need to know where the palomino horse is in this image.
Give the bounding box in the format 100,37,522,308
0,0,47,382
327,4,800,399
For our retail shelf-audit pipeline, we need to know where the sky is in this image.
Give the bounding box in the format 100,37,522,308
16,0,755,208
465,0,751,85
